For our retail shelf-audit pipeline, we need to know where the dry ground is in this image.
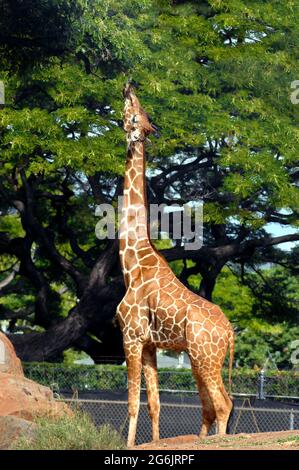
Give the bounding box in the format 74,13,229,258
136,430,299,450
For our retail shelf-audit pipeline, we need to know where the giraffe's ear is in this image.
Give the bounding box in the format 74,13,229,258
151,123,160,138
129,79,139,89
149,122,160,138
123,79,140,97
123,83,130,97
123,81,134,97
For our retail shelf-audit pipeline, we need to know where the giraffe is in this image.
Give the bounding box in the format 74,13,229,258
116,82,234,448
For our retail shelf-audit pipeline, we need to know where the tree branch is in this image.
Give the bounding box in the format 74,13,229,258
0,263,19,291
162,233,299,263
8,241,121,361
15,170,87,293
0,305,32,321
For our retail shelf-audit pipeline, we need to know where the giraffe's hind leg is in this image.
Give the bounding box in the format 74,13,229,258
142,344,160,442
215,378,233,434
191,363,216,438
191,359,232,436
187,320,232,437
203,373,233,435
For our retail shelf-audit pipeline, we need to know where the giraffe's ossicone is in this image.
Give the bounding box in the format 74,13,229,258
117,82,234,448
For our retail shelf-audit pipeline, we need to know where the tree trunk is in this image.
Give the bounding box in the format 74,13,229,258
198,262,225,301
10,280,125,362
9,242,125,363
199,275,217,301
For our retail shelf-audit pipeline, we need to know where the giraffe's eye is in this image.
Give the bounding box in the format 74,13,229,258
132,115,138,124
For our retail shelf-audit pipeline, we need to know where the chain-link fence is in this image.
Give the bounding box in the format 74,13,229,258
23,363,299,398
23,363,299,444
61,396,299,445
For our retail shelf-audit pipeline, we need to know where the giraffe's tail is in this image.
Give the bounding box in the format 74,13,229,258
228,328,235,398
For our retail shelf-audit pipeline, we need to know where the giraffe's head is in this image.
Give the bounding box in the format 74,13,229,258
123,81,157,143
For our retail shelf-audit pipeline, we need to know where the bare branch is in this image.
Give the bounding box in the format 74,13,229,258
0,263,19,291
0,305,32,320
16,169,87,293
162,233,299,263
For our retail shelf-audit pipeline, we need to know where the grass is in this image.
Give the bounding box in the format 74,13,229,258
195,435,248,446
276,435,299,444
195,433,299,449
13,409,126,450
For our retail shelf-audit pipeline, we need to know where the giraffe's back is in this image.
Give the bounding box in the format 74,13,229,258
144,263,231,351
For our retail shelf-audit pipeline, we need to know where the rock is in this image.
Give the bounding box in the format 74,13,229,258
0,332,71,423
0,372,71,421
0,415,36,450
0,332,23,376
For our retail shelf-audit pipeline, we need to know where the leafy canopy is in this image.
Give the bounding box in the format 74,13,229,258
0,0,298,367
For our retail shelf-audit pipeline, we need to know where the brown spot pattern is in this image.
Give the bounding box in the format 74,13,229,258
117,84,234,448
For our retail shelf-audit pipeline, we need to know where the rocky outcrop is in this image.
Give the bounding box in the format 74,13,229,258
0,415,36,450
0,332,23,376
0,372,70,420
0,331,71,449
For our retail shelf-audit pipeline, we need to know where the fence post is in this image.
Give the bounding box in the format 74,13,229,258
258,369,265,400
289,410,294,431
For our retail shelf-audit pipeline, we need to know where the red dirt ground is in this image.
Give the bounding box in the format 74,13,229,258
136,430,299,450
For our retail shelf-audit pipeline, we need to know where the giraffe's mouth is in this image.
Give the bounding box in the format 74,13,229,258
129,129,146,142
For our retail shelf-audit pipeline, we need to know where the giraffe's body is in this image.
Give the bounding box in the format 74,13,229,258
117,83,234,447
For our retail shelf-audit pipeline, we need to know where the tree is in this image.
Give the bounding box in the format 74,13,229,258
213,263,299,368
0,0,82,70
0,0,298,364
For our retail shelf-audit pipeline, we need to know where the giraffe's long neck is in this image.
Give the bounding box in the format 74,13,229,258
119,141,154,284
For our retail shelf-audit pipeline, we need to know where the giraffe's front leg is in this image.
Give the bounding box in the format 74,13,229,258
124,340,143,448
142,344,160,442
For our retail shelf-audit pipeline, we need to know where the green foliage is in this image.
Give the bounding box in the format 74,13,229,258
0,0,83,70
62,348,92,365
248,266,299,322
0,1,298,362
184,266,299,368
215,267,299,368
14,409,126,450
22,362,299,397
1,0,298,197
0,214,25,238
23,362,128,391
213,267,254,323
